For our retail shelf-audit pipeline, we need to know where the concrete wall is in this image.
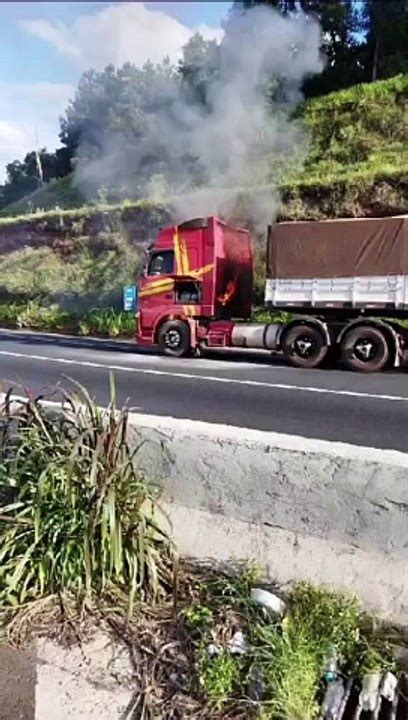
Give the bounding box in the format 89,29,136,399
128,412,408,623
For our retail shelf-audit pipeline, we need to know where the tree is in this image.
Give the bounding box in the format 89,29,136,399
58,60,185,197
0,149,63,208
233,0,364,95
302,0,365,94
178,33,220,106
361,0,408,81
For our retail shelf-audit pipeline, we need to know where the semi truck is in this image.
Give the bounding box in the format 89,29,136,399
135,215,408,372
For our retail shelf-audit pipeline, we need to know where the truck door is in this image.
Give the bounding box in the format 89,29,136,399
138,249,175,335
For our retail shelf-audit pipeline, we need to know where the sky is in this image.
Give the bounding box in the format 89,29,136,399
0,1,232,181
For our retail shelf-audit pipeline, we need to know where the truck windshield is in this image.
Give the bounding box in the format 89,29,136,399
148,250,174,276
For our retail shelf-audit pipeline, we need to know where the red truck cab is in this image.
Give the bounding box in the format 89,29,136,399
136,216,252,355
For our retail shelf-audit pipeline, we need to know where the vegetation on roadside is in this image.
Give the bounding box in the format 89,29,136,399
0,380,173,613
0,302,136,337
0,197,165,225
0,385,404,718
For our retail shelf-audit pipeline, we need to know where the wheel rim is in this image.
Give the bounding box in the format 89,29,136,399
352,338,377,363
164,328,182,350
293,334,316,358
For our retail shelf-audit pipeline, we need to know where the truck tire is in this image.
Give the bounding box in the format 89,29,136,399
281,323,328,369
340,325,390,372
158,320,190,357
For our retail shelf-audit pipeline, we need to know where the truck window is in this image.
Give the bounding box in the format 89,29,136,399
148,251,174,276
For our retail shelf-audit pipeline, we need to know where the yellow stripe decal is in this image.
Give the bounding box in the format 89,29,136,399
182,304,196,317
174,230,192,276
140,280,174,297
180,235,190,275
190,263,214,279
141,278,175,290
173,230,184,274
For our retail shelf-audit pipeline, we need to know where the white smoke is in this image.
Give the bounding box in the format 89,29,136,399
75,5,323,231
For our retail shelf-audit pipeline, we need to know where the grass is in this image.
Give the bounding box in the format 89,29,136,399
0,227,143,311
298,75,407,172
0,199,165,225
255,624,321,720
283,162,407,190
175,568,395,719
0,379,173,613
0,166,405,227
1,175,85,216
77,307,136,337
0,197,162,225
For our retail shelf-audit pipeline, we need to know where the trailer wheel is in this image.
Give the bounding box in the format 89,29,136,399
281,323,328,369
158,320,190,357
340,325,390,372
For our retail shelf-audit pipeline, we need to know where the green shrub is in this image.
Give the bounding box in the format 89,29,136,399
0,302,136,337
0,380,173,611
79,308,136,337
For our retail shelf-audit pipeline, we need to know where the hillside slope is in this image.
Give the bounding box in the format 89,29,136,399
297,74,408,183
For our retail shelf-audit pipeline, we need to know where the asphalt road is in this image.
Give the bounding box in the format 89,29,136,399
0,329,407,451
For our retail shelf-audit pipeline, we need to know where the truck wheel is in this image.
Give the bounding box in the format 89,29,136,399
281,324,328,369
158,320,190,357
340,326,390,372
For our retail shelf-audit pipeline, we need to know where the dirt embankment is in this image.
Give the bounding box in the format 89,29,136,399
0,204,171,258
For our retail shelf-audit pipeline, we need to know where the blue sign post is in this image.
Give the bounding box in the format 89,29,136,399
123,285,137,312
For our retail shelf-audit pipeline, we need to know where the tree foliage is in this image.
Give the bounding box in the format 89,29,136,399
362,0,408,81
234,0,408,91
0,146,73,208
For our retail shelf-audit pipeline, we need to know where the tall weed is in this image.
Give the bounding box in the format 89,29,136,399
0,380,173,611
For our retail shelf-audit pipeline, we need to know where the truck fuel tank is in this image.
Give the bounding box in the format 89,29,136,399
231,323,280,350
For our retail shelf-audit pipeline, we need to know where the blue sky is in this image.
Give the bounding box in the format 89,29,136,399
0,2,232,179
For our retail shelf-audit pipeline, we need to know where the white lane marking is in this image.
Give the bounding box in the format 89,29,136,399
0,349,406,402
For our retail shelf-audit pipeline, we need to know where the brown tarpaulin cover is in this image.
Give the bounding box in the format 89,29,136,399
268,216,408,279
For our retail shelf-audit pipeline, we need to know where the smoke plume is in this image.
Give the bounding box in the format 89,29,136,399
75,5,323,231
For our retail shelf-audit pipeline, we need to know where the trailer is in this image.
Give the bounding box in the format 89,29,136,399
135,215,408,372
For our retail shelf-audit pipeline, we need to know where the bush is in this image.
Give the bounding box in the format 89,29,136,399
0,302,136,337
0,381,173,610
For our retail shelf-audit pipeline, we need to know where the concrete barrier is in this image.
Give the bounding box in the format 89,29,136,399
128,412,408,623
